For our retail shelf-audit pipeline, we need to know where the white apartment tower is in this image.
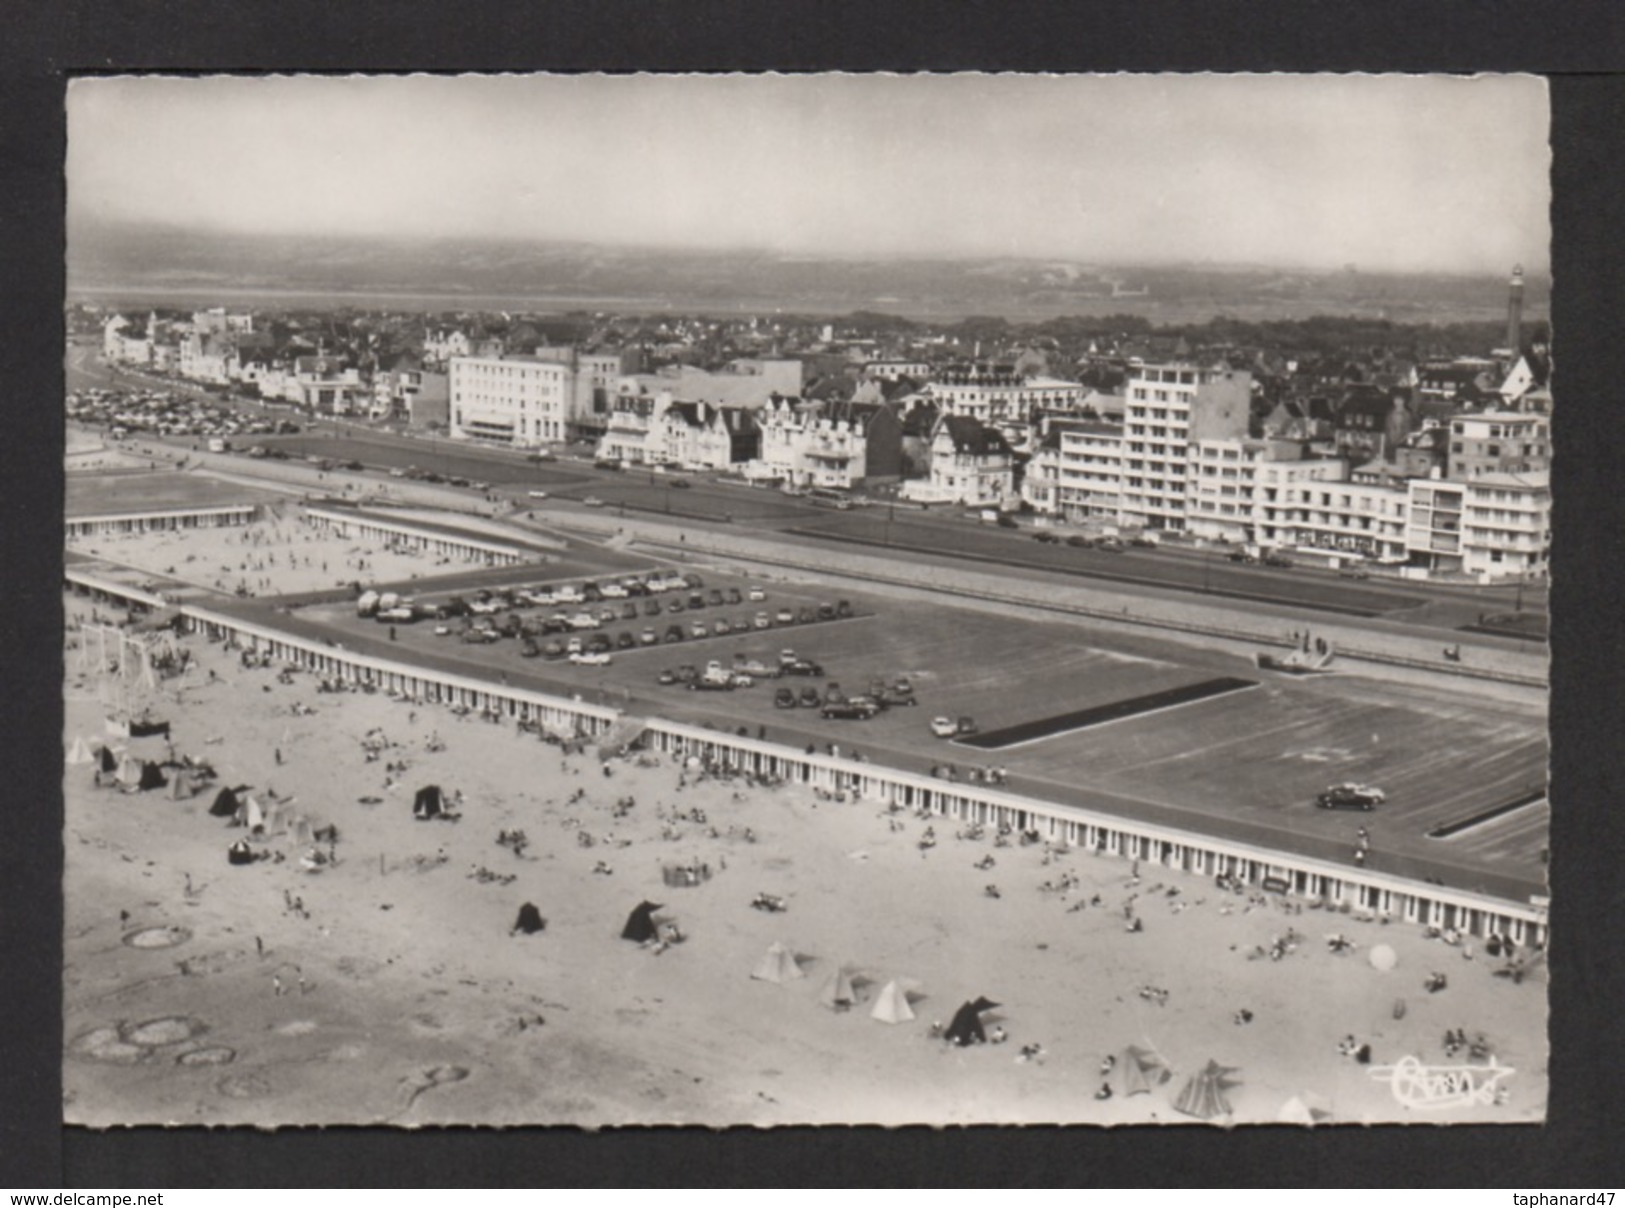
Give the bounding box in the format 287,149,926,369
1118,362,1251,531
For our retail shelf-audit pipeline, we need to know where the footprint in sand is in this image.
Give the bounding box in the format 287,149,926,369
274,1020,319,1037
126,1016,205,1046
216,1071,273,1100
176,1046,236,1067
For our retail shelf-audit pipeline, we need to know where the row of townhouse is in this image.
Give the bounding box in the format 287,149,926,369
1022,362,1551,579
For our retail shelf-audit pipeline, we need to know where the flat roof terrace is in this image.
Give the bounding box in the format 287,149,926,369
65,470,286,518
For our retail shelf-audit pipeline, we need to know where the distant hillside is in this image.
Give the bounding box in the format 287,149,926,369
67,220,1549,325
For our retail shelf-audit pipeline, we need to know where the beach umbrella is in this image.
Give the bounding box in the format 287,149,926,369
870,980,915,1024
1367,943,1398,972
1122,1044,1173,1095
818,966,857,1009
1173,1059,1241,1120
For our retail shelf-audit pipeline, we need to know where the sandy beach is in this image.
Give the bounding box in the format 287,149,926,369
62,514,1547,1127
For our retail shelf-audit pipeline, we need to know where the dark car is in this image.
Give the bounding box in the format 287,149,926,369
667,599,686,613
817,602,837,620
1096,537,1127,552
822,699,881,720
671,479,692,489
688,593,706,610
586,633,614,654
664,624,687,643
707,589,725,606
683,573,704,589
644,599,663,616
995,514,1019,529
615,632,636,650
834,600,853,618
1263,552,1294,568
782,659,824,677
774,687,798,708
1317,782,1385,811
725,587,743,604
1065,534,1093,547
1033,531,1061,544
799,686,822,707
797,604,817,623
1228,550,1258,563
621,602,639,620
1338,565,1371,580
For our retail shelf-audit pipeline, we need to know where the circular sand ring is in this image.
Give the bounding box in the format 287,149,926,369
176,1046,236,1067
216,1071,272,1100
122,925,193,950
125,1015,206,1047
70,1028,149,1065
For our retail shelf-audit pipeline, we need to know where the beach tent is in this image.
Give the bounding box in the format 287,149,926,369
168,769,197,800
105,717,131,739
66,736,95,766
99,745,120,775
137,761,167,792
117,754,144,790
818,967,857,1010
621,901,664,943
242,794,266,833
413,784,445,821
511,903,546,935
1173,1059,1241,1121
751,941,804,984
944,997,999,1046
1276,1092,1333,1127
209,786,242,818
129,718,170,739
870,980,915,1024
1367,943,1398,971
227,839,255,866
596,716,649,760
1122,1045,1173,1095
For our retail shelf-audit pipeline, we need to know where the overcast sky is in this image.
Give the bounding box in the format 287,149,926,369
67,73,1550,275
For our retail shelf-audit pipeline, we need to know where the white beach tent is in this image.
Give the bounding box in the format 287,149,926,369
750,941,804,984
1276,1092,1333,1126
870,980,915,1023
66,736,95,766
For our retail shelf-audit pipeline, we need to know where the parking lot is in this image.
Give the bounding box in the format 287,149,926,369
285,555,1548,891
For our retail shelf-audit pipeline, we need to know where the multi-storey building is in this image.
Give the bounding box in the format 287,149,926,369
1188,438,1272,544
1054,420,1125,520
898,415,1014,507
926,364,1083,428
449,355,572,446
1446,412,1550,481
1256,461,1410,563
1118,362,1251,531
1459,470,1550,578
865,360,932,382
749,396,902,491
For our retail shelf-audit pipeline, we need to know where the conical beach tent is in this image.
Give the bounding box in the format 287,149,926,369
168,770,195,800
1173,1059,1241,1120
1276,1092,1333,1126
511,902,546,935
870,980,915,1023
209,786,242,818
99,745,120,774
66,736,95,766
117,754,144,790
621,900,664,943
413,784,444,821
751,941,804,984
1122,1044,1173,1095
818,967,857,1009
137,761,167,792
944,996,998,1046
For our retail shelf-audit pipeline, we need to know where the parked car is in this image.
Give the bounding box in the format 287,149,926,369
823,699,881,720
687,593,706,610
1066,535,1093,547
641,627,659,645
775,687,798,708
1316,783,1384,811
644,599,664,616
711,618,731,636
671,479,691,489
754,611,772,629
995,514,1019,529
582,496,605,508
775,608,796,625
748,586,767,601
1033,531,1061,544
689,621,709,638
1338,565,1372,580
620,602,640,620
615,632,636,650
799,686,822,707
1228,550,1258,564
1263,552,1294,568
930,716,960,738
797,604,817,623
664,624,687,643
657,669,678,685
706,589,725,606
586,633,614,654
835,600,853,618
570,650,612,666
683,573,704,588
1096,536,1127,553
726,587,744,604
542,640,567,658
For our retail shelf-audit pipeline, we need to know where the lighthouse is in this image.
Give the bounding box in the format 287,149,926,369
1506,264,1525,358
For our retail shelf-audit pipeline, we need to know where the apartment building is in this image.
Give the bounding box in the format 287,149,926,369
927,364,1083,427
1119,362,1251,531
1256,462,1410,562
1459,470,1550,578
449,355,572,446
749,396,902,491
1446,412,1551,481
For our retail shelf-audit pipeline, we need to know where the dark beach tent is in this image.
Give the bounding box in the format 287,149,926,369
944,997,999,1046
413,784,444,821
1122,1044,1172,1096
621,900,664,943
128,718,170,739
227,839,255,866
1173,1059,1241,1121
137,761,167,792
512,902,546,935
209,786,242,818
99,745,120,774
